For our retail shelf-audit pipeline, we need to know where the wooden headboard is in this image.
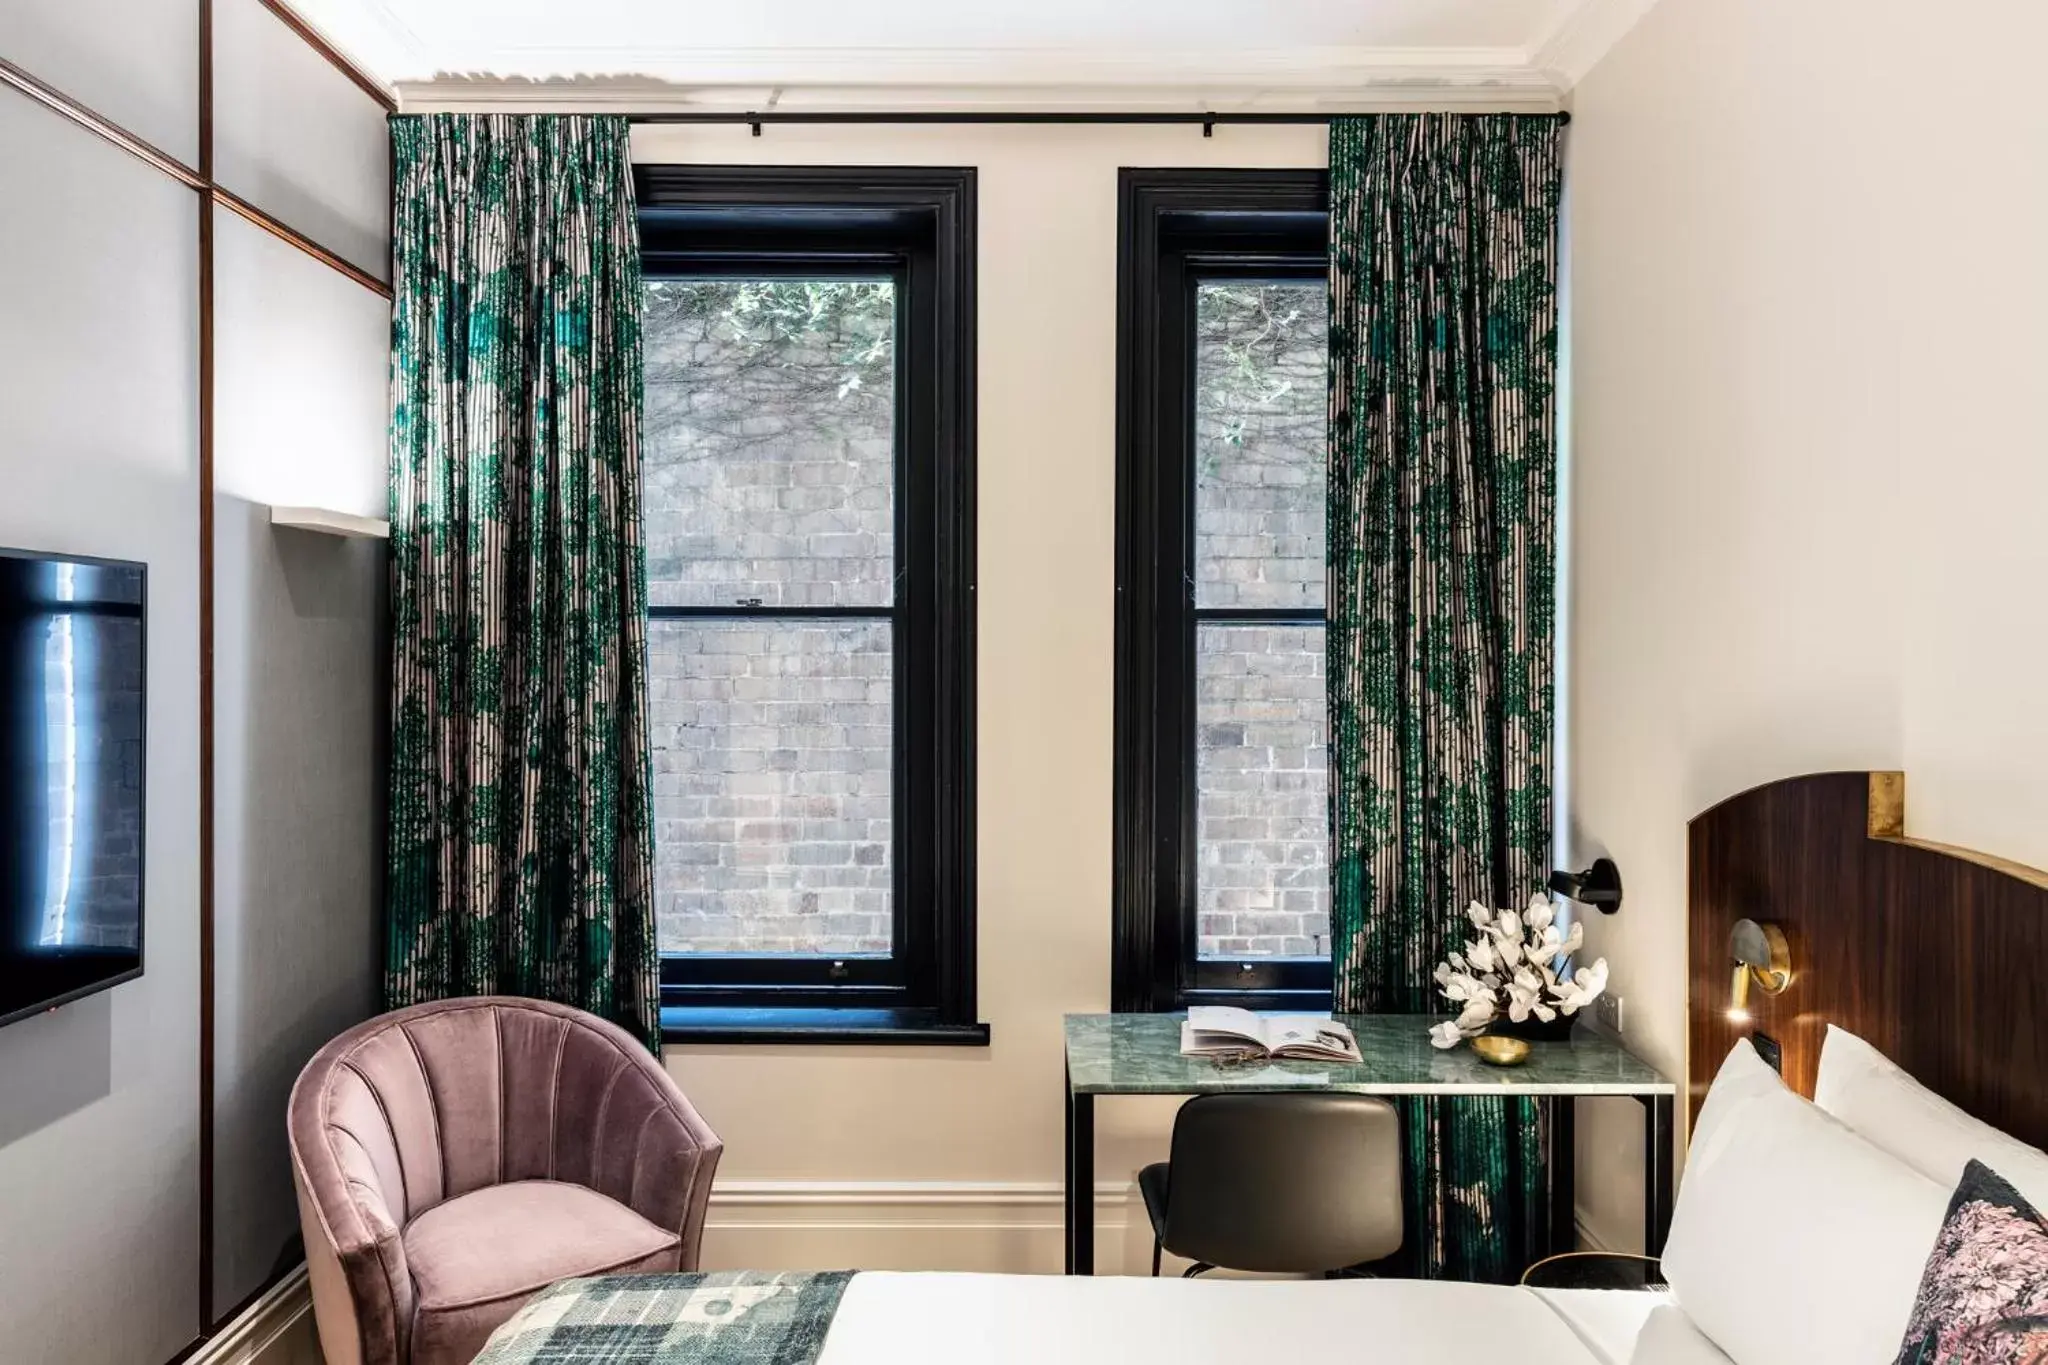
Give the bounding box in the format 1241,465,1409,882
1688,771,2048,1146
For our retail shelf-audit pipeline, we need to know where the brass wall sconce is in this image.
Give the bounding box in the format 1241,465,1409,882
1728,919,1793,1023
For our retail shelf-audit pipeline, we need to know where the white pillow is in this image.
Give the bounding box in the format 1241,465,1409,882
1625,1305,1737,1365
1814,1023,2048,1210
1662,1041,1950,1365
1686,1035,1790,1157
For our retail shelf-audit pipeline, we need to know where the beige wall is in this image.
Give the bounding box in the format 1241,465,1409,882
1566,0,2048,1249
633,122,1324,1273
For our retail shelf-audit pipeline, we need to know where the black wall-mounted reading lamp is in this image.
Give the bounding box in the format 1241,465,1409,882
1548,858,1624,915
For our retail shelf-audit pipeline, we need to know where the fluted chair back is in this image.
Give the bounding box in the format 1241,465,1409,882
289,997,721,1365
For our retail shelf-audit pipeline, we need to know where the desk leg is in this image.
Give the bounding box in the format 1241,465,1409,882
1549,1097,1577,1255
1064,1071,1094,1275
1642,1094,1675,1257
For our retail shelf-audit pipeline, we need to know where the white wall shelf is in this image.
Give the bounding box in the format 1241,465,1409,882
268,505,390,539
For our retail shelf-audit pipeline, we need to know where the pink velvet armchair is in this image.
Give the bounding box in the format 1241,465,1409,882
288,997,722,1365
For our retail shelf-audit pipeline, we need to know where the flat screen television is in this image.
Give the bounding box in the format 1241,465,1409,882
0,547,146,1029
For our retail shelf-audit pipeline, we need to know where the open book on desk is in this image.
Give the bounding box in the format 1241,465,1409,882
1180,1007,1362,1063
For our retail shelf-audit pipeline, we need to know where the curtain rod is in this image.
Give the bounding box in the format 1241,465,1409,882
631,110,1571,135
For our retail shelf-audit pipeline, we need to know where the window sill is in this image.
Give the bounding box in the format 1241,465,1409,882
660,1006,991,1047
1179,986,1334,1011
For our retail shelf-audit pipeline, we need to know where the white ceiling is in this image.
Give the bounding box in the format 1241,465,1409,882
290,0,1662,112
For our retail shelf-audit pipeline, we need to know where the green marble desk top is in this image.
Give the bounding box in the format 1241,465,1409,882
1064,1014,1676,1097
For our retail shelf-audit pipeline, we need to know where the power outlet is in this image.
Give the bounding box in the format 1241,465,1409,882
1592,993,1625,1037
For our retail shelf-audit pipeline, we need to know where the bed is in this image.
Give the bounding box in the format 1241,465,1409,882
478,1273,1730,1365
476,771,2048,1365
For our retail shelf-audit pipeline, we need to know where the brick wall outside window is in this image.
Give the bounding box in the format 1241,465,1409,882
644,281,896,955
643,279,1329,959
1193,282,1331,960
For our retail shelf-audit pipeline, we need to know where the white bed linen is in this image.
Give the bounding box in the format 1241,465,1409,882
1534,1289,1733,1365
814,1273,1723,1365
1816,1024,2048,1208
1664,1044,1947,1365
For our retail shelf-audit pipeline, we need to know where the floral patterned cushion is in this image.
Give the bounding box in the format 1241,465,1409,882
1894,1159,2048,1363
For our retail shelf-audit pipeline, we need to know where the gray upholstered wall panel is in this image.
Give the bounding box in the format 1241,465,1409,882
212,0,390,281
211,209,387,1319
0,92,205,1365
0,0,201,166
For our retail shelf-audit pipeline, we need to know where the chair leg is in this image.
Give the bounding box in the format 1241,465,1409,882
1151,1239,1162,1278
1181,1262,1213,1279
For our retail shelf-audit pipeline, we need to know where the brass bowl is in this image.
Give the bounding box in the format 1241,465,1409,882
1472,1036,1532,1067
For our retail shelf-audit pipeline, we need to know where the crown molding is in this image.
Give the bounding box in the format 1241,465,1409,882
396,44,1534,85
1531,0,1667,89
298,0,432,88
309,0,1665,115
392,48,1565,115
395,83,1565,116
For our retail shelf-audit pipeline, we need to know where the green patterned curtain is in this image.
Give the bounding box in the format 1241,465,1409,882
1326,113,1565,1280
385,114,661,1050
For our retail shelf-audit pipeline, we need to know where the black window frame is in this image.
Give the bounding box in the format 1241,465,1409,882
637,166,982,1044
1112,168,1333,1014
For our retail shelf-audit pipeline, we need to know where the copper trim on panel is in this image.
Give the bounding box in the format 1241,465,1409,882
0,56,391,301
197,0,219,1335
213,186,393,297
0,54,205,188
255,0,397,112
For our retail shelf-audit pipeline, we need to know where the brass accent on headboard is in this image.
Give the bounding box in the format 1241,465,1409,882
1867,771,1907,839
1866,771,2048,893
1688,771,2048,1150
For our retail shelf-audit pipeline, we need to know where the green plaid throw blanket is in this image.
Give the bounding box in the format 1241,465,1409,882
473,1272,854,1364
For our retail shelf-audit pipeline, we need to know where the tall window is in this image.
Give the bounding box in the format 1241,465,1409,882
638,168,980,1040
644,277,898,959
1192,281,1330,964
1113,170,1331,1011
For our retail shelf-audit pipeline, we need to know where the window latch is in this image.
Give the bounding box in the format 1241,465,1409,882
829,960,850,981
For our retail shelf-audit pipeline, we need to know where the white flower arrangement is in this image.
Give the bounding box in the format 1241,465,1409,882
1428,894,1610,1050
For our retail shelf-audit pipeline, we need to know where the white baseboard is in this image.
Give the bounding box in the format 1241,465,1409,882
193,1267,319,1365
704,1179,1164,1276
